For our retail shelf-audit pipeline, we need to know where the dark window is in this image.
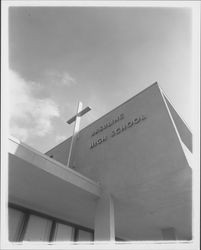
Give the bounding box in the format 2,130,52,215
8,203,94,242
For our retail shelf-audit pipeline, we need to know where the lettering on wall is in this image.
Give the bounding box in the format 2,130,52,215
90,114,147,149
91,113,124,137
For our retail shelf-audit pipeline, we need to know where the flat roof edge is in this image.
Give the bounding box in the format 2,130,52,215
9,137,101,196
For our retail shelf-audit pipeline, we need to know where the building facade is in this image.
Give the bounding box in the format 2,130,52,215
8,82,192,242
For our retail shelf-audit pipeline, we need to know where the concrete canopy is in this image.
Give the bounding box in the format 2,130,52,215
9,138,101,229
46,83,192,240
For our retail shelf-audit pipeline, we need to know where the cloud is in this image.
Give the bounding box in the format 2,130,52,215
44,70,77,86
9,70,60,142
9,126,29,142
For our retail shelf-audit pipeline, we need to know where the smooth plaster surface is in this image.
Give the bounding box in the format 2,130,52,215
46,83,192,240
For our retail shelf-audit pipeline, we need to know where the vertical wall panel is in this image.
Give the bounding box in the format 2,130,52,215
9,208,24,241
54,223,74,241
78,230,93,241
23,215,51,241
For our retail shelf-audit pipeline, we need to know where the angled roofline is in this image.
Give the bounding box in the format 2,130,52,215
46,81,192,154
46,82,158,153
157,85,192,153
158,84,192,133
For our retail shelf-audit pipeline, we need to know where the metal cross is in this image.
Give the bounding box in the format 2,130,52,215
66,101,91,168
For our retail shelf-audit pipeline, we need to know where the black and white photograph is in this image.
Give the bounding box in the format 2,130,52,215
1,1,200,250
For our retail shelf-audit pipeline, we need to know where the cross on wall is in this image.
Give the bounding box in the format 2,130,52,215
66,101,91,168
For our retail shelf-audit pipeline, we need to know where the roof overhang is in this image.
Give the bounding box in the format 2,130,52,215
9,137,101,228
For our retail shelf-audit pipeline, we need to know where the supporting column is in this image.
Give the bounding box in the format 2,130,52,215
94,192,115,241
161,227,176,240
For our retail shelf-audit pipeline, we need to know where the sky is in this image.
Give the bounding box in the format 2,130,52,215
9,6,193,153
